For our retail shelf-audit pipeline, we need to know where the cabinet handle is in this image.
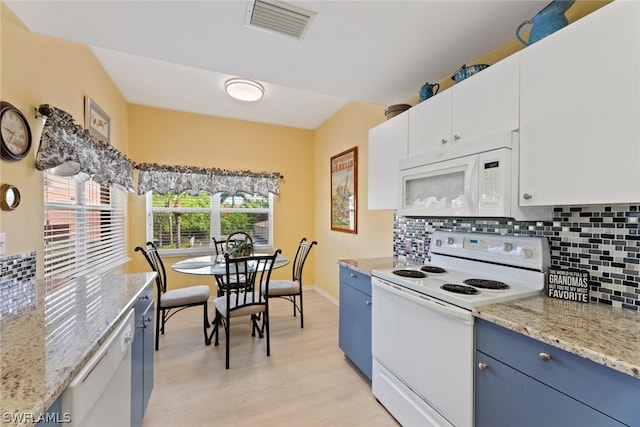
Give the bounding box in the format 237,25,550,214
441,138,448,145
478,362,488,371
365,300,372,306
523,193,533,200
454,134,460,141
539,352,552,362
143,317,152,328
350,273,357,279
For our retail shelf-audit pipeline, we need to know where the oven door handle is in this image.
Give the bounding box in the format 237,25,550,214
373,279,473,325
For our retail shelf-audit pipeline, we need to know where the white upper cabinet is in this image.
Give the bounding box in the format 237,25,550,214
408,53,520,158
519,1,640,206
368,113,409,210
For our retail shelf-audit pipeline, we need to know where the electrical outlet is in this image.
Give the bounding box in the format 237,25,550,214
417,239,425,254
404,238,412,252
0,233,5,255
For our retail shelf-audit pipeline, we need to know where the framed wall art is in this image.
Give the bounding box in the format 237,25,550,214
85,96,110,144
330,146,357,233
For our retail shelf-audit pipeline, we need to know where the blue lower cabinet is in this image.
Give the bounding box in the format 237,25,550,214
34,396,66,426
132,287,155,427
338,266,372,380
475,318,639,427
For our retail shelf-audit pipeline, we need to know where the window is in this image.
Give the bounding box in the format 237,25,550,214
146,191,273,255
43,172,128,281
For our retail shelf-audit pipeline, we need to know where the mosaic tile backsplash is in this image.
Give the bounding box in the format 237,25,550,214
0,252,37,318
394,205,640,311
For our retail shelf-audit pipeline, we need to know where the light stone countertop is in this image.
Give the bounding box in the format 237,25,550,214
473,296,640,379
0,272,156,427
337,257,421,276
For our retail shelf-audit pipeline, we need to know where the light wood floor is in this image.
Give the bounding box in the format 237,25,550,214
141,290,398,427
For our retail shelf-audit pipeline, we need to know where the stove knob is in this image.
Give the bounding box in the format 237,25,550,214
520,248,533,259
447,237,455,245
503,242,513,252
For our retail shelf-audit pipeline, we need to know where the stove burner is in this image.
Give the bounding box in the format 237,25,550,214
463,278,510,290
393,269,427,278
441,284,480,295
420,266,446,274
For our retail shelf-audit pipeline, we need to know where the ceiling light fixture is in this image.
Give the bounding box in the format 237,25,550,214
224,78,264,102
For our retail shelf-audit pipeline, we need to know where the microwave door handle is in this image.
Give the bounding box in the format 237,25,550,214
464,156,478,214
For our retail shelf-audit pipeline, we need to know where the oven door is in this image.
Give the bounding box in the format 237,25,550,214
372,277,474,427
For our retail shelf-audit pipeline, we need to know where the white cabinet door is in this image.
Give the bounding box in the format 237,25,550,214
368,113,408,209
408,55,519,158
520,1,640,206
452,53,520,143
407,91,452,157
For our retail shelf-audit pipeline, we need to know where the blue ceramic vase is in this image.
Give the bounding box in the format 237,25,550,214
516,0,575,46
419,82,440,102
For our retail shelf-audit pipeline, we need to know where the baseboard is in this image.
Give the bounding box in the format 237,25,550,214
303,285,339,306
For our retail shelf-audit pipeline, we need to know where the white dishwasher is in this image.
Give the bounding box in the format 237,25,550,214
62,308,135,427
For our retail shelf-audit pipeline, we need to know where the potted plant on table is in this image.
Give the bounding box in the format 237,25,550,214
226,232,254,258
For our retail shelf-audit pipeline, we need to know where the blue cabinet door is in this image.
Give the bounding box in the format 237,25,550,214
338,267,372,380
132,287,154,427
475,351,624,427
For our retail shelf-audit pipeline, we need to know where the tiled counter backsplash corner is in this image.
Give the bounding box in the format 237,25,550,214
394,205,640,311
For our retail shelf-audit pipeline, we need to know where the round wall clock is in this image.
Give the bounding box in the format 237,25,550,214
1,101,32,161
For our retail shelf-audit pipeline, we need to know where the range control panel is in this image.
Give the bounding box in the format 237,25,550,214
430,230,550,271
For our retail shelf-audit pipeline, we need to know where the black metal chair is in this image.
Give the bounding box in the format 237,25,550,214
263,238,317,328
207,250,281,369
135,242,211,351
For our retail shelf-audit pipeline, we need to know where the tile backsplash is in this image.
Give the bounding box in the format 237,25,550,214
394,205,640,311
0,252,37,318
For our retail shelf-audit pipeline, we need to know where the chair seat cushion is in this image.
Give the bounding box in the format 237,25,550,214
214,292,265,318
161,285,210,308
265,279,299,296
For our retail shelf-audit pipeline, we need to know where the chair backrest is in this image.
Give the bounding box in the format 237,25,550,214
135,242,168,295
291,238,317,284
217,250,281,313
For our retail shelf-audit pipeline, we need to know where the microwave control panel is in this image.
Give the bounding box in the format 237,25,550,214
478,149,511,213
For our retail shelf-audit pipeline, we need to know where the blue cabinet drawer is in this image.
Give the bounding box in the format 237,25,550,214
476,319,640,426
339,266,371,296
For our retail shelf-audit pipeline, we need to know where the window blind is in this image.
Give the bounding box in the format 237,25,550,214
43,172,128,281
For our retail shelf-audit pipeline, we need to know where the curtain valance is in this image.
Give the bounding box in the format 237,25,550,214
136,163,281,196
35,104,135,192
34,104,281,196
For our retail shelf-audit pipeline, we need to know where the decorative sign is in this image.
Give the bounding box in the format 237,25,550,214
547,267,590,303
330,146,357,233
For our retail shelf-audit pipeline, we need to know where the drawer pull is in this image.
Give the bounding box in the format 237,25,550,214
365,300,372,306
539,352,552,362
350,273,357,278
478,363,488,371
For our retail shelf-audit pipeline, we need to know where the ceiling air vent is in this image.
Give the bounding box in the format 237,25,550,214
245,0,316,40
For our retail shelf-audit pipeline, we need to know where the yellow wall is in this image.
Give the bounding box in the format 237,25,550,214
0,4,129,277
126,105,315,289
313,102,391,298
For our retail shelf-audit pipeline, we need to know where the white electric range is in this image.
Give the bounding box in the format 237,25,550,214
371,230,550,427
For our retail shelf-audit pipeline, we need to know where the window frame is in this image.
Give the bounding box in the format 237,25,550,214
145,191,274,257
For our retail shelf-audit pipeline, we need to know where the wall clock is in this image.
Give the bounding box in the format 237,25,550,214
1,101,32,161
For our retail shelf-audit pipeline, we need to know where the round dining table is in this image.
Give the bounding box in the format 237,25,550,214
172,254,289,276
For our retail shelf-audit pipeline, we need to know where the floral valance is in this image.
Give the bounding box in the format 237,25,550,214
35,104,135,192
136,163,281,196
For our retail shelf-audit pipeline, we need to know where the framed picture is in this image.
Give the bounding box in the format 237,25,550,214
85,96,110,144
330,146,357,233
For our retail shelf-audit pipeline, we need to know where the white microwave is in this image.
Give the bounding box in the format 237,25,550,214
397,131,551,220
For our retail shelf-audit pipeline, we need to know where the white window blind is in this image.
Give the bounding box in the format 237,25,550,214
43,171,128,281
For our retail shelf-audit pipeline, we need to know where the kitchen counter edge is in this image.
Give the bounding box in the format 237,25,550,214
473,295,640,380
